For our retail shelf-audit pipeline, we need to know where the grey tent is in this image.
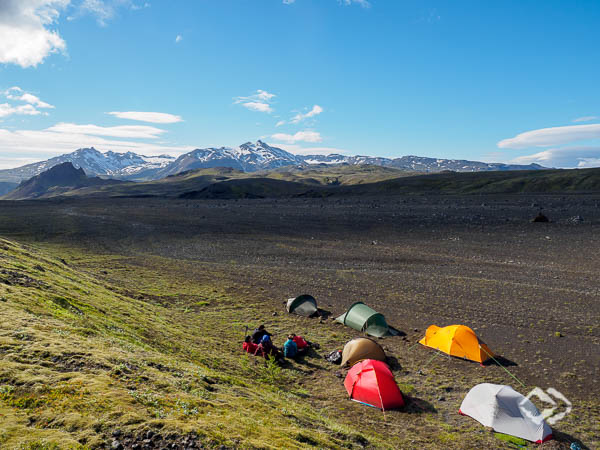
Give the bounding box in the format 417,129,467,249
286,295,318,317
335,302,391,337
460,383,553,443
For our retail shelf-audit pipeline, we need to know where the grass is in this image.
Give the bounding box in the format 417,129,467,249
0,236,596,448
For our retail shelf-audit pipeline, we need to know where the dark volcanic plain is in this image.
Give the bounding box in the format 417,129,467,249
1,193,598,403
0,195,600,396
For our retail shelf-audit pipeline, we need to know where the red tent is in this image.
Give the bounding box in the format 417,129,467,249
344,359,405,410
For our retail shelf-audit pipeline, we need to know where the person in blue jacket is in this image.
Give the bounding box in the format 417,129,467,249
283,334,298,359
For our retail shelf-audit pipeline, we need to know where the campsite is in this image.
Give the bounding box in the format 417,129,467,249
0,192,598,448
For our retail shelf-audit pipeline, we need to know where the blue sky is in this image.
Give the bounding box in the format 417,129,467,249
1,0,600,169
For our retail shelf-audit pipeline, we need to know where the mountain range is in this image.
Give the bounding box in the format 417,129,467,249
3,162,123,200
0,140,545,189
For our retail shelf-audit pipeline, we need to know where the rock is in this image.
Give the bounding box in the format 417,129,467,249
145,430,154,439
335,371,343,378
112,430,122,437
532,212,549,223
111,441,123,450
437,396,446,401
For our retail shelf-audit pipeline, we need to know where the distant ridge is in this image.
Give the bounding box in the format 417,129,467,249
0,141,547,189
2,162,123,200
5,163,599,201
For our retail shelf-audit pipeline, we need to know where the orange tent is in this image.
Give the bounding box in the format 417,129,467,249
418,325,494,363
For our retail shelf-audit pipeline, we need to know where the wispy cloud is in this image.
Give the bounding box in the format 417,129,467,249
283,0,370,6
175,34,182,43
271,130,322,143
511,146,600,168
78,0,147,26
0,0,68,68
234,90,276,114
498,124,600,149
271,142,350,156
46,122,167,139
277,104,323,126
0,103,44,118
107,111,183,124
573,116,599,123
0,122,194,168
4,87,55,109
291,105,323,124
0,87,54,118
339,0,371,8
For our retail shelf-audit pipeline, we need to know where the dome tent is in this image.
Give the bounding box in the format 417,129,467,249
419,324,494,363
344,359,404,410
286,294,318,317
335,302,390,337
460,383,553,443
341,337,386,367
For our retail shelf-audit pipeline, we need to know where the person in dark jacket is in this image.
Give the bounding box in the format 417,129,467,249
254,334,282,360
251,324,272,344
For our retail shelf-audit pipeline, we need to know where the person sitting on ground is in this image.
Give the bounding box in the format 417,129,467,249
292,334,311,353
283,334,299,359
251,324,272,344
254,334,281,359
242,335,258,354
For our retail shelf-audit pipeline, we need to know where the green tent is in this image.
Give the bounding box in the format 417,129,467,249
286,294,318,317
335,302,390,337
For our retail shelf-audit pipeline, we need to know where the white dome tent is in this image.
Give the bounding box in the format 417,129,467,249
459,383,553,443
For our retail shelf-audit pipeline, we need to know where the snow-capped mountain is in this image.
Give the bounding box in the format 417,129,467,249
299,154,545,172
156,140,303,177
0,141,546,186
0,148,175,183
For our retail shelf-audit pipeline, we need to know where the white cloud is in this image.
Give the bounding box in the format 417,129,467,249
271,130,322,143
175,34,182,43
271,142,349,156
284,0,370,6
573,116,598,123
498,124,600,149
0,0,69,68
0,103,44,118
291,104,323,124
4,89,55,109
79,0,143,26
339,0,370,7
241,102,273,113
0,124,195,168
234,90,276,114
511,146,600,168
46,122,167,139
107,111,183,124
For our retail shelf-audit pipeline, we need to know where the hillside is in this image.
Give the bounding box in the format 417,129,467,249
0,238,388,448
3,162,124,200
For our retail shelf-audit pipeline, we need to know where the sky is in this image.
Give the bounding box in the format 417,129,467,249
1,0,600,169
